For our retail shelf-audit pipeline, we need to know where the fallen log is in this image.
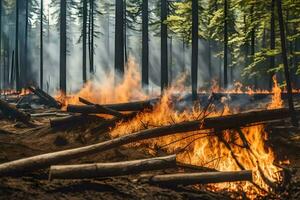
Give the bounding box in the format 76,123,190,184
203,108,300,130
0,120,201,176
1,107,297,176
50,115,104,128
79,97,124,118
145,170,252,186
67,99,158,113
91,112,139,134
49,155,176,180
28,86,62,109
0,98,31,124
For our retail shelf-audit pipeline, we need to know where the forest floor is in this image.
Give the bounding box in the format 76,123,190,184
1,95,300,199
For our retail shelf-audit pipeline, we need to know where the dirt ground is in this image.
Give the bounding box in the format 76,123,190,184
1,98,300,199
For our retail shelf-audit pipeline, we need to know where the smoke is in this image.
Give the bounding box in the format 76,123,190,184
5,0,226,95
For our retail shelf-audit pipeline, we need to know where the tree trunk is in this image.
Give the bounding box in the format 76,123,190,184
115,0,124,82
250,4,256,89
0,0,2,89
49,155,176,180
208,40,212,81
276,0,297,126
191,0,198,100
11,51,14,87
40,0,44,89
82,0,87,83
15,0,20,91
161,0,168,92
223,0,228,88
89,0,94,74
24,0,29,87
146,170,252,186
142,0,149,91
60,0,67,93
269,0,275,89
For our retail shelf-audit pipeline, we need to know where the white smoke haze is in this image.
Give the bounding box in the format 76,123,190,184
24,0,228,96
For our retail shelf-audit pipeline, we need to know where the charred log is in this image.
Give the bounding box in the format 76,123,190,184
0,99,31,125
79,97,124,117
145,170,252,186
203,108,300,130
28,86,62,109
67,99,158,113
50,115,104,128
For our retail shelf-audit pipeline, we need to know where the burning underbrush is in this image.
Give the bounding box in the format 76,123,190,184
53,59,289,198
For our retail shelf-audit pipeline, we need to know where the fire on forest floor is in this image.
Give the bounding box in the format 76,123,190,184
52,60,293,198
1,60,300,199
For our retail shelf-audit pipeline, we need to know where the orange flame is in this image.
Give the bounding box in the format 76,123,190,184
56,60,286,197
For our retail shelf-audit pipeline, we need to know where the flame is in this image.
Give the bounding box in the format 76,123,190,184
267,76,283,109
55,58,150,107
56,60,287,197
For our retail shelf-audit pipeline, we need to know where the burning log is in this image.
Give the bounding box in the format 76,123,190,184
67,99,158,113
144,170,252,186
91,112,139,134
203,108,300,130
0,120,201,176
0,107,294,176
28,86,62,109
79,97,124,118
0,98,31,125
49,155,176,180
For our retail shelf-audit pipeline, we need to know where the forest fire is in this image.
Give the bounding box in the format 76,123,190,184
52,62,287,197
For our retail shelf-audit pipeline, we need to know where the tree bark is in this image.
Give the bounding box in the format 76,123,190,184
82,0,87,83
276,0,298,126
60,0,67,93
40,0,44,89
49,155,176,180
269,0,275,89
191,0,198,101
223,0,228,88
15,0,20,91
146,170,252,186
0,0,2,89
24,0,29,87
161,0,168,92
142,0,149,91
89,0,94,74
250,4,256,88
115,0,124,82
